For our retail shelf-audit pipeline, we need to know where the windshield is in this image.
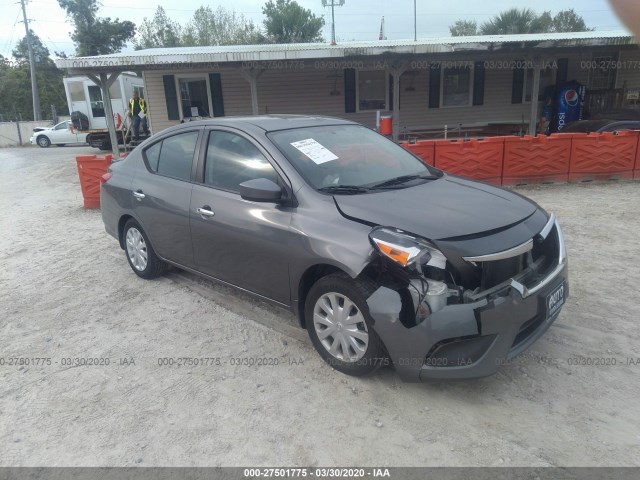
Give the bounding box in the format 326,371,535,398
268,125,439,191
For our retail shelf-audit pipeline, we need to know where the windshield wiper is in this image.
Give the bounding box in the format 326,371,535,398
369,174,440,189
317,185,370,195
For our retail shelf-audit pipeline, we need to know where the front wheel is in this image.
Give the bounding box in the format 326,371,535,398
37,135,50,148
123,219,167,279
305,273,386,377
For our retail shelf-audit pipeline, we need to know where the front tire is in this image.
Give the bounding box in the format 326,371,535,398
37,135,50,148
123,219,167,279
305,273,386,377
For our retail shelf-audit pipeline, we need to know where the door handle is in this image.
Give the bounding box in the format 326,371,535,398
133,190,145,200
196,206,215,218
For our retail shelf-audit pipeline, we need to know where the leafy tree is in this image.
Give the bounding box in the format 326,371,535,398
12,31,57,67
449,20,478,36
134,6,182,49
0,33,67,120
262,0,324,43
181,6,265,46
57,0,135,56
552,9,591,32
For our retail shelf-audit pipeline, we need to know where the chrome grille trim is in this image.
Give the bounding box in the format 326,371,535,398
462,238,533,262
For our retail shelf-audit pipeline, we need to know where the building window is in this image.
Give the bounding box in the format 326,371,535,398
87,85,105,118
441,66,472,107
589,54,617,90
179,78,210,118
133,86,145,98
67,81,85,102
524,67,555,102
358,70,387,111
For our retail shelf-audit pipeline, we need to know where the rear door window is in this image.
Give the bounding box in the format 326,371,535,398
143,131,199,181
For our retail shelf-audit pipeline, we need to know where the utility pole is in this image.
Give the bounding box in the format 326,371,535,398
414,0,417,41
322,0,345,45
19,0,41,120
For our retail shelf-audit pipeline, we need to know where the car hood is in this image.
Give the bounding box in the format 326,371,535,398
333,175,539,241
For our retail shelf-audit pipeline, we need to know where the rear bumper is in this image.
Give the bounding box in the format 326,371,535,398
366,259,568,382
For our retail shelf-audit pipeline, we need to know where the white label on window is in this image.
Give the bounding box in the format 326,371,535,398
290,138,338,164
190,107,199,117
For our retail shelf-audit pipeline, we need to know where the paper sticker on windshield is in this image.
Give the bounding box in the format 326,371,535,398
290,138,338,164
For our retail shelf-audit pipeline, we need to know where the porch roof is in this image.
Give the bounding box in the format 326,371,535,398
56,30,636,74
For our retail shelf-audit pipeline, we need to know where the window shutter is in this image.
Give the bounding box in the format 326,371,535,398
209,73,225,117
472,61,485,106
511,68,525,104
428,65,440,108
163,75,180,120
556,58,569,87
344,68,356,113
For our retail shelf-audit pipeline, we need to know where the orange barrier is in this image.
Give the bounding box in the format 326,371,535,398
434,137,504,185
76,154,113,209
634,137,640,179
568,131,638,182
503,134,571,185
402,141,435,166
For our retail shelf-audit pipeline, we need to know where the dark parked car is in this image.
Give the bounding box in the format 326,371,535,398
562,118,640,133
101,116,568,382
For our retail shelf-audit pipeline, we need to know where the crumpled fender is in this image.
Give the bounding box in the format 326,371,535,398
366,286,483,381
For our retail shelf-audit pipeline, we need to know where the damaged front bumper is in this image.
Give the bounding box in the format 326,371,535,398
366,217,568,382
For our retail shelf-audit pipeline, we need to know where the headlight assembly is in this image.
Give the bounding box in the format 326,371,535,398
369,227,447,270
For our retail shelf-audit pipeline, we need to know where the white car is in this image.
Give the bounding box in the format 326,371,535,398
30,121,88,148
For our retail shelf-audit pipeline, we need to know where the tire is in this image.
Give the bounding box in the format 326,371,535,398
122,219,167,279
37,135,50,148
305,273,386,377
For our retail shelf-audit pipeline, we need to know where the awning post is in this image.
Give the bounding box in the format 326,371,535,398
388,63,408,142
88,73,120,157
240,69,265,116
529,61,541,136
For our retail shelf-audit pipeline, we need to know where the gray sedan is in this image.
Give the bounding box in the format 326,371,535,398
100,116,567,381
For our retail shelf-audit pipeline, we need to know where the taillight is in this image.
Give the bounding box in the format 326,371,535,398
100,172,113,184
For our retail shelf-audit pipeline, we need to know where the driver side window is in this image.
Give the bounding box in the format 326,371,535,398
204,131,278,192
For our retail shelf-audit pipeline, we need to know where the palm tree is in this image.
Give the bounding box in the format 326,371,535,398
480,8,545,35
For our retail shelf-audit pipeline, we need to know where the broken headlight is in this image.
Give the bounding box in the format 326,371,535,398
369,227,447,271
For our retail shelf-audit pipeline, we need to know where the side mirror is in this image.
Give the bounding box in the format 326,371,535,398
239,178,283,202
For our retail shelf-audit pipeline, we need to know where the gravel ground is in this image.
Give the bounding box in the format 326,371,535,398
0,145,639,467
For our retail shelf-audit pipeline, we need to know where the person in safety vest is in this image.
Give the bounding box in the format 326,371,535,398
129,91,149,141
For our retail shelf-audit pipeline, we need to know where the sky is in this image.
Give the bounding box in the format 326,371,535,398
0,0,628,59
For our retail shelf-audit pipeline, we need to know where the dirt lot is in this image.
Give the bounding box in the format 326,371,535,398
0,145,639,467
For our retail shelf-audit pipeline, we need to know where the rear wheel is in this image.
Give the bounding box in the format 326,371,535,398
305,273,386,376
37,135,50,148
123,219,167,279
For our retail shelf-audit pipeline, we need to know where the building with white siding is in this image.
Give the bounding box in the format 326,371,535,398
56,31,639,154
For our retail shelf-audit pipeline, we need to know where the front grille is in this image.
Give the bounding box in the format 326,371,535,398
478,223,560,291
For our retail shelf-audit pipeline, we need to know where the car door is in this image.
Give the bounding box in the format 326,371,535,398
47,122,68,143
132,129,202,268
189,128,293,305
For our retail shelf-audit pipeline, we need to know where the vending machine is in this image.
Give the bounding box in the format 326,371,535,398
554,82,586,132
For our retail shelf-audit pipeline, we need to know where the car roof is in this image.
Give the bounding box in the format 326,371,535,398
170,115,357,133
